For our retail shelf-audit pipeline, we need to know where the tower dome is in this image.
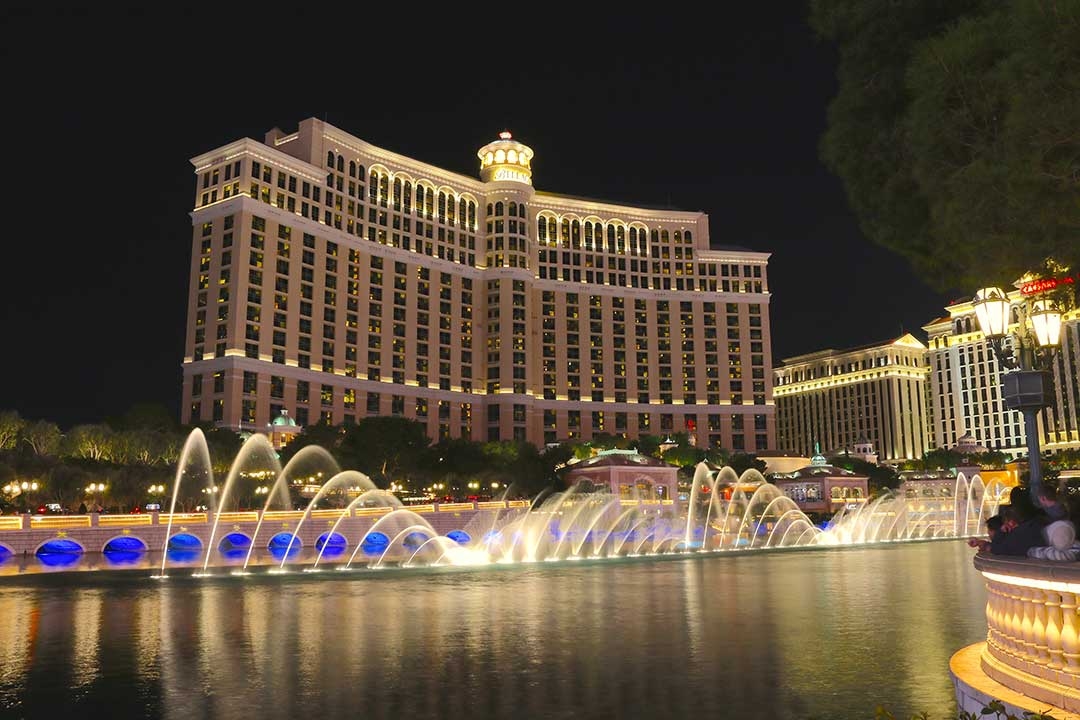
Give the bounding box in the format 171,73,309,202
477,130,534,184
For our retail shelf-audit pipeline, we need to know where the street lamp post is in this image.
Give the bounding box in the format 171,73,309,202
971,286,1063,498
85,482,107,512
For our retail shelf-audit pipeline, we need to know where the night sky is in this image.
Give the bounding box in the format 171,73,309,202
1,9,949,429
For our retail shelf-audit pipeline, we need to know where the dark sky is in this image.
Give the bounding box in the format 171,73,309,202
1,8,948,429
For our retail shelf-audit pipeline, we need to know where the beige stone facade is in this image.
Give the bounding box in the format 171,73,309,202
924,293,1080,458
773,334,930,463
181,119,775,450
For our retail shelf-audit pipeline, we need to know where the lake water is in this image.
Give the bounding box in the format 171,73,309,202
0,540,987,719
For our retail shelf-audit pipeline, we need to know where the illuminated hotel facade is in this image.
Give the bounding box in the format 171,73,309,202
181,118,775,451
773,335,931,463
923,293,1080,458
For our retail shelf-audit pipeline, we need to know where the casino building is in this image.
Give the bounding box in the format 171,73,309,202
181,118,776,450
773,334,930,464
923,290,1080,457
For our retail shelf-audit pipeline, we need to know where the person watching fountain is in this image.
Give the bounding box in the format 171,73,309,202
1026,488,1080,562
985,495,1045,557
968,515,1004,552
1034,481,1069,522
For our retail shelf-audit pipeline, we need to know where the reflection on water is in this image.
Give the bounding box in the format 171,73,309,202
0,541,986,719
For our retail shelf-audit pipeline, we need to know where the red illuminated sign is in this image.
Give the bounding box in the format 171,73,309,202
1020,275,1077,296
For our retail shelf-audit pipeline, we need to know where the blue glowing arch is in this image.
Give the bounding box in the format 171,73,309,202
268,532,300,549
166,533,203,563
168,533,203,550
446,530,471,545
0,543,13,561
36,538,84,555
219,532,252,550
402,530,432,550
316,532,347,558
37,551,82,567
103,550,145,565
360,531,390,555
218,532,251,560
267,532,301,561
103,536,149,553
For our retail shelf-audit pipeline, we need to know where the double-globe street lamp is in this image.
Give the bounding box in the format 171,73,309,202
972,284,1064,498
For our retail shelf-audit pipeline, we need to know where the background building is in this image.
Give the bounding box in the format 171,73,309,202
767,447,869,516
773,334,930,464
182,119,775,451
923,293,1080,458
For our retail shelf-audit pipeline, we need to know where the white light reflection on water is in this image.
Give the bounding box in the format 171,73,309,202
0,541,987,720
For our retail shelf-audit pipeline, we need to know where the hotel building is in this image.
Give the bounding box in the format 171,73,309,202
773,334,930,463
181,118,775,450
923,293,1080,457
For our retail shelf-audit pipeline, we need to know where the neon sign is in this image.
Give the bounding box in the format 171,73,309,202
1020,275,1077,296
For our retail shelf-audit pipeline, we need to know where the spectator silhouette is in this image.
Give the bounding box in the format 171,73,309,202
1028,488,1080,562
989,493,1045,557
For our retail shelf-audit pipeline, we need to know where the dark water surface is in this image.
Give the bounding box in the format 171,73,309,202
0,540,986,719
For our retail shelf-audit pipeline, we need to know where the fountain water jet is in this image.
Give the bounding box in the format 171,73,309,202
156,429,214,579
200,433,279,574
242,445,338,571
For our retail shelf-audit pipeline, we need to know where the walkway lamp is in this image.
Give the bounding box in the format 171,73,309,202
972,286,1063,498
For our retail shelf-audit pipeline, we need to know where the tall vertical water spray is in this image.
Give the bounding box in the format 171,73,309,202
241,445,340,572
199,434,280,574
155,428,213,578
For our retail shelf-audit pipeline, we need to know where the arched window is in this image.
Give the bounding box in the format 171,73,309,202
417,186,426,214
509,201,517,216
336,155,344,172
661,229,669,244
403,182,412,213
468,201,476,228
955,319,963,334
571,220,581,249
447,195,456,224
393,178,402,210
439,192,447,221
486,202,493,215
495,201,504,216
538,216,548,243
349,160,356,177
616,225,625,252
459,198,467,229
379,175,388,206
356,164,366,180
674,230,682,243
584,222,593,247
685,231,693,243
607,225,616,253
519,204,525,218
327,151,335,167
562,219,571,248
